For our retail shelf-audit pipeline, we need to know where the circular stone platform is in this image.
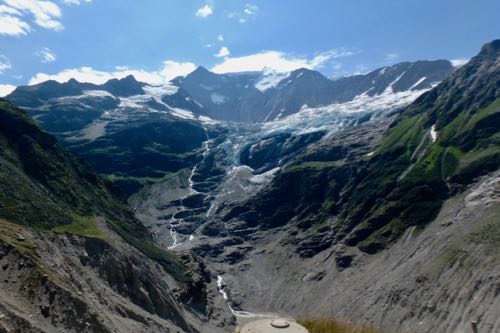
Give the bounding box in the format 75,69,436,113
239,318,309,333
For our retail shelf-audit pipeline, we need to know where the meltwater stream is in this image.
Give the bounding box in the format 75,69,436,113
217,275,272,318
167,125,211,250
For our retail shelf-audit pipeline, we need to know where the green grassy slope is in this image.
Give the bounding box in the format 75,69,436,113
339,40,500,252
0,98,188,281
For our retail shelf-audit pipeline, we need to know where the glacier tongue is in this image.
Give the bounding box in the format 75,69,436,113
262,87,431,136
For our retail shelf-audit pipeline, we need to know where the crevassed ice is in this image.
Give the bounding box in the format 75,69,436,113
263,87,431,136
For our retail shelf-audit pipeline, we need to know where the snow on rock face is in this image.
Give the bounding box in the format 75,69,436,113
383,71,407,94
83,90,115,98
143,83,179,97
210,93,227,104
255,68,290,92
118,95,151,108
410,76,427,90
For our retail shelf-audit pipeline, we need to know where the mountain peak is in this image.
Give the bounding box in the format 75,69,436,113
102,75,144,97
479,39,500,56
288,67,330,83
123,74,139,82
192,65,212,75
105,74,139,84
291,67,321,76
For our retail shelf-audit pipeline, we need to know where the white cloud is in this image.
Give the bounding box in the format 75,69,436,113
217,34,224,41
211,49,354,73
0,0,74,35
384,53,399,61
205,43,213,48
159,60,197,80
0,13,30,35
195,4,213,18
244,4,258,16
451,58,469,68
0,84,16,97
3,0,63,31
214,46,230,58
0,0,89,36
0,4,22,15
228,3,258,23
0,55,12,73
36,47,56,63
29,60,197,85
61,0,91,5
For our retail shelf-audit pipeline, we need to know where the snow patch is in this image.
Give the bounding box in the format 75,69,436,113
255,68,290,92
83,90,115,98
210,93,226,104
118,95,150,108
410,77,427,90
143,83,179,97
383,71,406,94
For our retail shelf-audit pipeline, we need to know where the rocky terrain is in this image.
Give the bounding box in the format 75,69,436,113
0,99,223,332
215,170,500,333
0,40,498,333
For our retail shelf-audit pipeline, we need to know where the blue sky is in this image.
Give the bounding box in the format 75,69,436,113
0,0,499,95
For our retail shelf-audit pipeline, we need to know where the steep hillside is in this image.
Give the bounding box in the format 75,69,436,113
220,170,500,333
69,114,208,196
224,39,499,254
338,39,499,251
0,99,221,332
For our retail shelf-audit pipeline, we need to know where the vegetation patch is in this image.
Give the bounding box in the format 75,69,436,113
52,215,106,239
298,318,384,333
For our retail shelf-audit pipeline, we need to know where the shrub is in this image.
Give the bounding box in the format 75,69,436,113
298,318,384,333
